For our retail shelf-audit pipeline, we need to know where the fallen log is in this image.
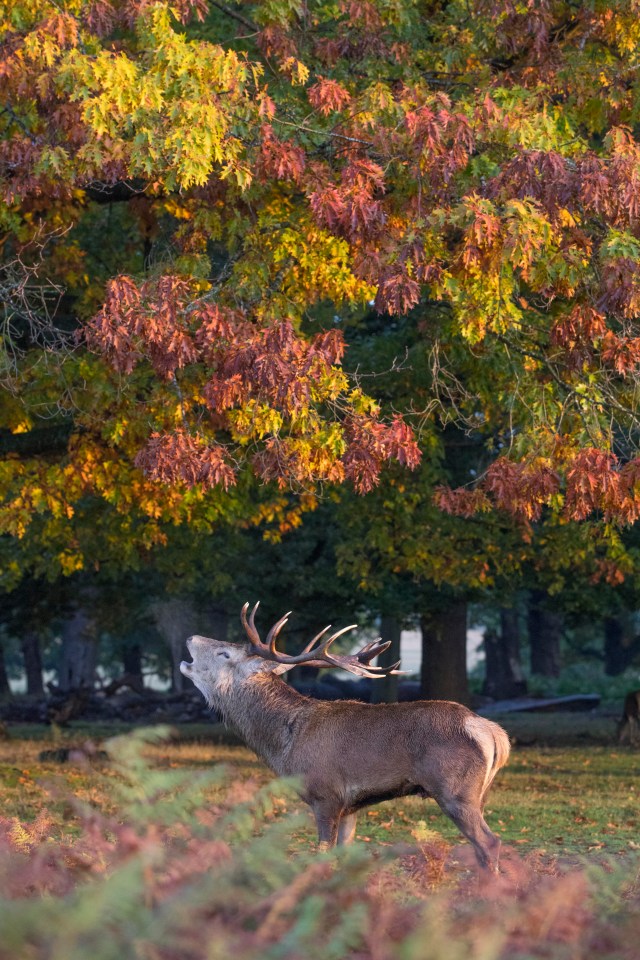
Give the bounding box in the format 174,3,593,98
480,693,601,715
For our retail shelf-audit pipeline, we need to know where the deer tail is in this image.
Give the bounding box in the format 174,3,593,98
464,715,511,800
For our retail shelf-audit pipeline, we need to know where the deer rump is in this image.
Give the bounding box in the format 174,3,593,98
180,604,511,873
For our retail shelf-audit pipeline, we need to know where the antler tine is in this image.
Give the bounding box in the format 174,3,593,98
266,612,292,654
326,632,406,677
356,641,378,654
312,623,358,660
336,657,405,678
241,601,263,649
346,664,388,678
248,601,260,634
300,624,333,654
356,639,391,665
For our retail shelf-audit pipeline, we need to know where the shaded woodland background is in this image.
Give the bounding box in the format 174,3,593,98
3,523,640,717
4,0,640,718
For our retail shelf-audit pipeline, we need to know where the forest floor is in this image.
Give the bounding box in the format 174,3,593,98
2,711,640,960
1,708,638,862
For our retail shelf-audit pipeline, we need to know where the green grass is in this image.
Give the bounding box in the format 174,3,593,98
1,712,638,863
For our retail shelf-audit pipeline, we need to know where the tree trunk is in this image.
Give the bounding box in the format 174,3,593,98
21,630,44,696
420,601,469,705
604,616,640,676
122,642,143,684
528,591,562,677
370,615,401,703
0,638,12,698
58,610,98,691
483,608,527,699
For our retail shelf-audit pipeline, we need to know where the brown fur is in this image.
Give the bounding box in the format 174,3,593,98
181,634,511,871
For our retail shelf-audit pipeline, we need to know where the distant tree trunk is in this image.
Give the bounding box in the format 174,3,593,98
420,601,469,705
0,639,11,698
528,591,562,677
604,617,625,676
604,616,640,676
58,610,98,691
370,615,401,704
122,642,143,684
21,630,44,696
483,608,527,699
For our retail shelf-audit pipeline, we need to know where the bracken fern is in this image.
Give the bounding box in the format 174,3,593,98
0,728,639,960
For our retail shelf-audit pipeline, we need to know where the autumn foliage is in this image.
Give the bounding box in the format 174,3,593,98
3,0,640,579
85,274,420,491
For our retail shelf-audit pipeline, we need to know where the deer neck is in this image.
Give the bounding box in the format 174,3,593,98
218,671,311,774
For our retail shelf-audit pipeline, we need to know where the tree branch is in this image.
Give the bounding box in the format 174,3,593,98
208,0,257,32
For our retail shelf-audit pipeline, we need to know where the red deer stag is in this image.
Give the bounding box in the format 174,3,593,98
180,603,511,872
618,690,640,744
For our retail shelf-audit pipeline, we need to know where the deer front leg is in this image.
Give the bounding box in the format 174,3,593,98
310,799,342,850
337,812,357,845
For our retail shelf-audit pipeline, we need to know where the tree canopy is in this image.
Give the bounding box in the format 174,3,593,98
3,0,640,591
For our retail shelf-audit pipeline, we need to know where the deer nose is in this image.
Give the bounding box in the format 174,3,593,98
186,635,217,657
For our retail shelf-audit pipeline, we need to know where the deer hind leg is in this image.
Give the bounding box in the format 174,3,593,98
337,812,357,845
435,792,501,873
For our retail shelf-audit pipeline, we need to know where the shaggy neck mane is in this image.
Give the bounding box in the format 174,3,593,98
214,671,311,774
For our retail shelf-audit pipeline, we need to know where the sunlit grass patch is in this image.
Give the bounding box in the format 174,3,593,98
1,719,638,861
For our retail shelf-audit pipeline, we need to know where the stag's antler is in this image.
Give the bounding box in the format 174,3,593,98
240,602,402,678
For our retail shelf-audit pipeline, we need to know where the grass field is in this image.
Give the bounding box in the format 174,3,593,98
1,710,638,861
2,713,639,960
